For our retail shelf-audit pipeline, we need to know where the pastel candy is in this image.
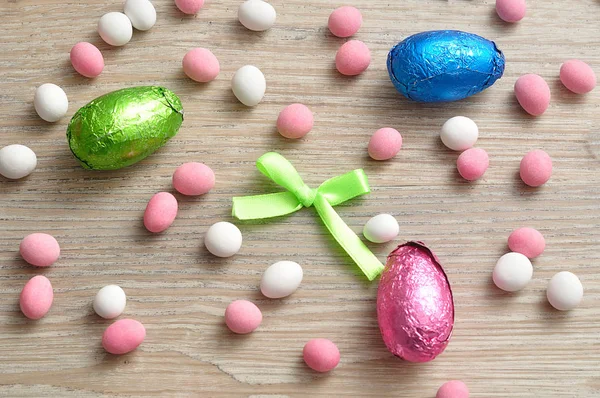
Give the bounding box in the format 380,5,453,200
172,162,215,196
514,74,550,116
303,338,340,372
20,275,54,320
560,60,596,94
144,192,178,233
70,42,104,78
225,300,262,334
20,233,60,267
102,319,146,355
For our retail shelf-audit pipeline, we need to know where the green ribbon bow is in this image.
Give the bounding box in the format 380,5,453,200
232,152,384,281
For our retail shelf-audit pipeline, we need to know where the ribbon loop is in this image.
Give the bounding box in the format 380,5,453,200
232,152,384,281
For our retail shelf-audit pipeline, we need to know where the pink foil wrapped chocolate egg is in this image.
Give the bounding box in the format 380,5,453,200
377,241,454,362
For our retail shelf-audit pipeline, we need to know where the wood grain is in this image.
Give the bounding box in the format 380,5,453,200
1,0,599,396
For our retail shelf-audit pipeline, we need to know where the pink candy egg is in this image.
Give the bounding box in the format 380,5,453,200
182,48,220,83
377,242,454,363
514,74,551,116
560,59,596,94
70,42,104,78
20,233,60,267
436,380,469,398
276,103,314,139
328,6,362,38
303,338,340,373
102,319,146,355
520,149,552,187
20,275,53,320
172,162,215,196
335,40,371,76
495,0,526,23
368,127,402,160
456,148,489,181
225,300,262,334
175,0,204,14
508,227,545,258
143,192,178,233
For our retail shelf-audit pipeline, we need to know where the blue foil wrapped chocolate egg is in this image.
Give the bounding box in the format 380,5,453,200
387,30,505,102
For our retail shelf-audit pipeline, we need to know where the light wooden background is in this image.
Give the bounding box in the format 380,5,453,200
1,0,599,396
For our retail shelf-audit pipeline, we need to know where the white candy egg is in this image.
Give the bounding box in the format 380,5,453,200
363,214,399,243
231,65,266,106
238,0,276,32
0,144,37,179
98,12,133,46
204,221,243,257
547,271,583,311
124,0,157,31
492,252,533,292
260,261,303,299
34,83,68,122
440,116,479,151
93,285,127,319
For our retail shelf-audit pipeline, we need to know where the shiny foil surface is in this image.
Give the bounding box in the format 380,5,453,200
67,86,184,170
387,30,505,102
377,241,454,363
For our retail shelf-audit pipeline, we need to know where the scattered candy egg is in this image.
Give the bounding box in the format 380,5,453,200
70,42,104,78
436,380,470,398
328,6,362,38
335,40,371,76
560,59,596,94
231,65,266,106
260,261,303,298
440,116,478,151
368,127,402,160
175,0,204,15
492,252,533,292
363,214,399,244
377,242,454,362
20,233,60,267
238,0,276,32
34,83,68,122
143,192,178,233
0,144,37,179
520,149,552,187
182,48,220,83
225,300,262,334
514,74,550,116
276,103,314,139
495,0,526,23
508,227,545,258
303,338,340,372
102,319,146,355
456,148,489,181
172,162,215,196
204,221,242,257
20,275,53,320
98,12,133,46
546,271,583,311
124,0,157,31
93,285,127,319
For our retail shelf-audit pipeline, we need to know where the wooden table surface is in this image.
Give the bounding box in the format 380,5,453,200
1,0,599,396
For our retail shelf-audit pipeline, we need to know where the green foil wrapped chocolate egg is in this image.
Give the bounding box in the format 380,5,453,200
67,86,184,170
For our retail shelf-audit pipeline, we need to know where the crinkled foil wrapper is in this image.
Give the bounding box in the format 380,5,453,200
387,30,505,102
377,241,454,363
67,86,184,170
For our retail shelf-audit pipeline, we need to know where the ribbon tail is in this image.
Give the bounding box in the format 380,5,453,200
313,193,384,281
233,192,303,220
